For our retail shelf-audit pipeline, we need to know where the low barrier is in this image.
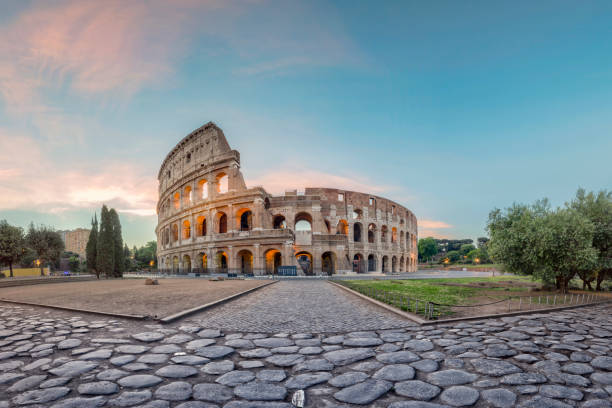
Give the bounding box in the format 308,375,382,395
333,280,611,321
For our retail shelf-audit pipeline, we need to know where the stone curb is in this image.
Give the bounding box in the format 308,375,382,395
0,298,148,320
159,279,279,324
328,280,612,326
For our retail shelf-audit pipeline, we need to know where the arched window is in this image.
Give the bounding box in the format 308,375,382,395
184,186,192,207
392,227,398,243
353,223,362,242
216,173,228,194
218,213,227,233
240,210,253,231
368,224,376,244
295,212,313,232
273,215,286,229
368,254,376,271
172,224,179,242
182,220,191,239
173,192,180,210
352,209,362,219
196,216,206,236
336,220,348,235
199,179,208,200
381,225,388,242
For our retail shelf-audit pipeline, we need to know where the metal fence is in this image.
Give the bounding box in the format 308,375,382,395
334,280,610,321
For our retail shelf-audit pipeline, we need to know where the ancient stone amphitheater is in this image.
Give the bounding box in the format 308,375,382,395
156,122,417,275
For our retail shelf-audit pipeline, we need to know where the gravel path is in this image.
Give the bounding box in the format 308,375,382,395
185,280,415,333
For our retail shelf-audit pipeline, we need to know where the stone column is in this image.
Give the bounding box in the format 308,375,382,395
253,244,262,275
253,198,264,231
228,204,235,233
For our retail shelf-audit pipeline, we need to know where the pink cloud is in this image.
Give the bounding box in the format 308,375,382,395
419,219,453,229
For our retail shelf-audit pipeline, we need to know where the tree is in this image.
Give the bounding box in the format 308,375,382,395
569,188,612,290
460,244,476,255
0,220,26,277
477,237,489,248
97,205,114,277
68,256,80,273
26,223,64,276
123,244,132,272
418,237,438,263
86,214,99,278
446,250,461,262
109,209,124,277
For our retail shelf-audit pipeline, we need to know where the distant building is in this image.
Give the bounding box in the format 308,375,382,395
58,228,91,258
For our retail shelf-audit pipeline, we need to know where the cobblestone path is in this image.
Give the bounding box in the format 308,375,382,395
186,281,415,333
1,300,611,408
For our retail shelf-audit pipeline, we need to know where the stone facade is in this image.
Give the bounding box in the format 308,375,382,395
155,122,418,275
58,228,91,258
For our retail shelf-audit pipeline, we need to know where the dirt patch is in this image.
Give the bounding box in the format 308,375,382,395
439,280,539,289
0,278,270,319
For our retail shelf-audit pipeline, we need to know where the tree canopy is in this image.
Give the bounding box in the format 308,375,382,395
25,223,64,276
418,237,438,262
0,220,26,277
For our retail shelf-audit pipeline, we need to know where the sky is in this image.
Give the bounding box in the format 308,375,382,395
0,0,611,247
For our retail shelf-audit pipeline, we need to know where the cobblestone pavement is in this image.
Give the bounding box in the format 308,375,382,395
185,281,415,333
1,300,611,408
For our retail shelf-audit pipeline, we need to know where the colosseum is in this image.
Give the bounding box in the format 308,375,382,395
156,122,418,276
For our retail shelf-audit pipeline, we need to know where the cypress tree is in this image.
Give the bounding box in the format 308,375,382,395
96,205,114,277
85,214,98,278
109,208,124,277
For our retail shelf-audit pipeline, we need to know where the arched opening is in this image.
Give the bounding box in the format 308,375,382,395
172,256,179,273
172,224,179,242
392,256,397,273
215,251,228,272
352,209,363,220
265,249,282,275
182,220,191,239
400,230,405,248
353,223,362,242
295,212,313,232
273,215,286,229
324,220,331,233
295,251,313,275
238,209,253,231
382,255,389,273
392,227,398,243
196,216,207,236
400,256,404,272
321,251,336,275
237,250,253,274
199,253,208,273
173,192,180,210
182,255,191,274
336,219,348,235
353,253,365,273
199,179,209,200
368,254,377,272
217,212,227,233
381,225,388,243
216,172,228,194
184,186,192,207
406,232,411,249
368,224,376,244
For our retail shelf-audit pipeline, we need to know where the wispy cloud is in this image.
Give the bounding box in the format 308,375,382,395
419,219,453,229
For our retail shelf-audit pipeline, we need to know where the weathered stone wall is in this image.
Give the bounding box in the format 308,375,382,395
155,123,418,275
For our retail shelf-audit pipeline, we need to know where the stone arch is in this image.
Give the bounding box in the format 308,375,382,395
273,215,286,229
172,256,179,273
381,225,388,243
295,212,313,232
236,208,253,231
264,249,282,274
336,219,348,235
352,208,363,220
392,256,397,273
198,179,209,200
392,227,398,243
400,256,404,272
216,211,228,233
216,172,228,194
199,252,208,272
295,251,313,275
353,253,365,273
196,215,207,236
321,251,336,275
400,230,405,248
368,254,377,272
182,254,191,273
324,219,331,233
237,249,253,274
184,186,192,207
215,250,228,272
172,224,179,242
368,223,376,244
353,222,362,242
382,255,389,273
173,192,180,210
182,219,191,239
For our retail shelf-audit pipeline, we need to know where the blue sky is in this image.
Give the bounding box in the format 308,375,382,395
0,0,611,247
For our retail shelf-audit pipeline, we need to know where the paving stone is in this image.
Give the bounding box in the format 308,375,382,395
124,362,150,371
376,350,420,364
333,379,392,405
285,372,333,389
265,354,305,367
57,339,82,350
118,374,163,388
216,370,256,386
540,384,584,400
78,381,119,395
233,381,288,401
79,349,113,360
564,373,591,387
516,385,538,394
116,345,150,354
49,360,98,377
154,381,192,401
439,386,480,407
238,360,264,368
570,352,592,362
387,402,450,408
591,372,612,385
11,387,70,405
174,401,218,408
171,355,209,365
97,368,129,381
40,377,72,388
193,383,233,402
138,354,169,364
111,355,136,366
582,400,612,408
225,339,254,349
155,364,198,378
500,372,547,385
470,358,522,376
520,396,572,408
186,339,216,350
223,402,291,408
239,348,272,358
481,388,516,408
253,338,294,348
404,339,434,351
394,380,441,400
163,334,193,344
372,364,415,381
108,390,152,407
591,356,612,371
351,360,384,371
132,332,165,342
342,337,383,347
256,369,286,382
427,369,478,386
328,371,369,387
562,362,594,375
197,329,221,338
202,360,235,374
195,345,234,359
294,358,334,372
49,396,106,408
410,359,439,372
22,357,51,371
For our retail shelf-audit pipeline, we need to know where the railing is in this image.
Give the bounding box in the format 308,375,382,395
334,280,611,321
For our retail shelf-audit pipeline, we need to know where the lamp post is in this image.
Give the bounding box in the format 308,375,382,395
36,259,42,276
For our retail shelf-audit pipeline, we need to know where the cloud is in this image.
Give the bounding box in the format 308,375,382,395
419,219,453,229
0,130,157,216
